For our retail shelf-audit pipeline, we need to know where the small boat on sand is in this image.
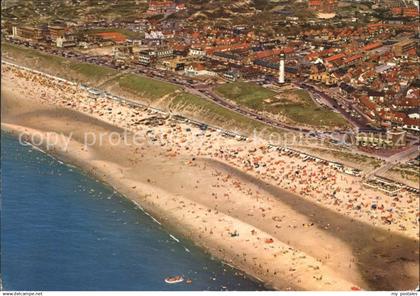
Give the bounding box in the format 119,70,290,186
164,275,184,284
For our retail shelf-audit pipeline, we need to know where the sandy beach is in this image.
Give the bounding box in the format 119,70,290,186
1,63,419,291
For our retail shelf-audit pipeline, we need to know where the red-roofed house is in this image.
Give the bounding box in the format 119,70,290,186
403,117,420,131
305,48,336,62
308,0,336,13
362,42,383,51
205,43,249,55
95,32,127,44
251,47,294,61
324,53,346,63
344,54,364,65
359,96,378,120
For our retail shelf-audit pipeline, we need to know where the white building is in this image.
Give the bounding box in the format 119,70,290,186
56,36,76,48
189,47,206,57
279,53,285,84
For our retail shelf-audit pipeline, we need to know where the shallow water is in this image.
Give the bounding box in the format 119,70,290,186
0,132,266,291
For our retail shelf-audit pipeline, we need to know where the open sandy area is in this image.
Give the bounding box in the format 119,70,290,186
1,63,419,291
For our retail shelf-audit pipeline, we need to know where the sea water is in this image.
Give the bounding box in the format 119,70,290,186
0,132,266,291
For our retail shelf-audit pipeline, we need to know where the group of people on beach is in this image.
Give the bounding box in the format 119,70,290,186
3,64,419,238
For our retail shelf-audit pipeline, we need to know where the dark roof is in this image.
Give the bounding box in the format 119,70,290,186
214,51,242,60
254,59,277,69
367,89,385,97
286,66,298,74
340,83,356,93
411,79,420,88
254,59,298,74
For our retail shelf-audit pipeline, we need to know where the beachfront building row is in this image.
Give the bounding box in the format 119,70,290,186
355,129,407,149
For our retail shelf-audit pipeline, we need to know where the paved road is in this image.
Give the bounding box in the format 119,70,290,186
5,40,418,162
366,145,419,178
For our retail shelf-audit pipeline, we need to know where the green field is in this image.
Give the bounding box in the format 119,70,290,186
215,82,348,128
115,78,277,133
2,42,65,67
2,42,279,135
117,74,181,100
276,89,348,128
169,92,276,133
2,43,117,83
69,63,117,80
215,82,276,109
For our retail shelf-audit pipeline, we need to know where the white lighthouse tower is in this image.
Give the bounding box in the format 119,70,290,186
279,53,285,84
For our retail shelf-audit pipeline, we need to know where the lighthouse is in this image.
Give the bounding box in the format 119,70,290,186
279,53,285,84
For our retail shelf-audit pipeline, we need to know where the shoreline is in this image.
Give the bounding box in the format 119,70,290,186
0,124,291,291
1,63,419,291
1,131,267,292
1,129,267,289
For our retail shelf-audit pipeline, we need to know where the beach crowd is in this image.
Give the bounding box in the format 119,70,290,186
2,63,419,239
